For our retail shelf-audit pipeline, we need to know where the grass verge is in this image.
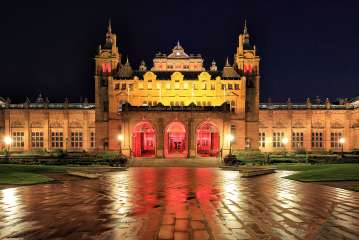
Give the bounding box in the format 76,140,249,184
273,163,359,192
0,164,67,185
275,164,359,181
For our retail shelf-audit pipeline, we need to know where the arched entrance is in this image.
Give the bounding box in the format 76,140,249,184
132,121,156,157
165,121,187,158
196,122,220,157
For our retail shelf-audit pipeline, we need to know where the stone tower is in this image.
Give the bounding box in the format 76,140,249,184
94,20,121,151
235,21,261,149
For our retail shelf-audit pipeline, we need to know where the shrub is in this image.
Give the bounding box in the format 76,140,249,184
100,151,121,160
51,149,67,159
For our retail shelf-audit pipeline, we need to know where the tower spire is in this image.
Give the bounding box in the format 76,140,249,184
107,19,112,34
243,19,248,35
225,57,230,67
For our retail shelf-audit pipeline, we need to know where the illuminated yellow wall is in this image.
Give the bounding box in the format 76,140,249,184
113,71,246,112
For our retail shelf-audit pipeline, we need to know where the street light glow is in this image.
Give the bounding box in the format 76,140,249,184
227,134,234,143
4,136,12,146
339,137,345,144
281,137,289,145
117,134,124,141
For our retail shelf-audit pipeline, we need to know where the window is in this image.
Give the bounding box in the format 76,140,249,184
193,84,198,90
292,132,304,148
156,83,161,89
181,101,185,106
273,132,284,148
184,65,189,69
147,81,152,89
166,83,171,90
129,84,134,90
71,131,83,149
170,101,174,106
202,83,207,90
90,132,95,148
230,124,236,143
101,78,108,87
207,101,211,106
51,131,64,149
121,84,126,90
184,82,189,89
211,84,215,90
230,101,236,112
331,132,343,149
175,81,180,89
103,100,109,112
114,84,120,90
11,132,24,149
168,65,173,69
234,84,240,90
221,84,226,90
197,101,201,106
259,132,265,148
312,131,323,149
228,84,233,90
202,101,206,106
31,131,44,149
138,82,144,89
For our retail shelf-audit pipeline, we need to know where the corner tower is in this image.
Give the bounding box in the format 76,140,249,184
235,21,261,149
94,20,121,151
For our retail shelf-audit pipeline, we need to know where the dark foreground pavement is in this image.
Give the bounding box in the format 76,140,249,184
0,168,359,240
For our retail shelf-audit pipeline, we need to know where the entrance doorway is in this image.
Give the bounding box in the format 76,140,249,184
165,121,187,158
132,121,156,157
196,122,220,157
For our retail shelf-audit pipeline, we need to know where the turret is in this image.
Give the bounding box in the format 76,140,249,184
94,20,122,151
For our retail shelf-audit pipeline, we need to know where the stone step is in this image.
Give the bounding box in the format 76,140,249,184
240,168,276,177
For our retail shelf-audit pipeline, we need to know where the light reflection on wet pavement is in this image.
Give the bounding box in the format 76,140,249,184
1,168,359,240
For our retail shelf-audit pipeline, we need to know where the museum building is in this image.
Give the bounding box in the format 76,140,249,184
0,22,358,157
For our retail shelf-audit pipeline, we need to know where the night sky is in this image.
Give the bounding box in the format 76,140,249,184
0,0,358,103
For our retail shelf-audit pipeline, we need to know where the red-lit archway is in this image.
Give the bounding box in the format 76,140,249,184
196,122,220,157
132,121,156,157
164,121,187,158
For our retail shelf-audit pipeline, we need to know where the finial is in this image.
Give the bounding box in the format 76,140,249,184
244,19,248,34
210,60,217,71
225,57,230,67
139,60,147,71
177,40,180,47
107,19,112,34
125,57,130,66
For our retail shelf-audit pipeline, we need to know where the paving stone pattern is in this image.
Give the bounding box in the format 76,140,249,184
0,168,359,239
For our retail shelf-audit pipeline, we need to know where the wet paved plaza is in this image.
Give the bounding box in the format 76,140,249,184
1,168,359,240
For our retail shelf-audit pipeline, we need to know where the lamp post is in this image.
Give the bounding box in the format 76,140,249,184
117,134,124,154
282,137,289,157
339,137,345,157
3,136,12,161
227,134,234,155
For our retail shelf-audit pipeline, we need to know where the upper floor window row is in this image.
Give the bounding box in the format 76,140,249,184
115,83,240,91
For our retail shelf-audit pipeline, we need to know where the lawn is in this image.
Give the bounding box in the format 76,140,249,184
0,164,67,185
274,163,359,182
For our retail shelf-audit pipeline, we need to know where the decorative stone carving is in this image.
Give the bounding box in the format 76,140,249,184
50,121,64,128
11,121,24,128
30,121,43,128
273,120,286,128
331,121,344,129
259,121,267,128
312,121,324,129
69,121,82,128
292,120,305,128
